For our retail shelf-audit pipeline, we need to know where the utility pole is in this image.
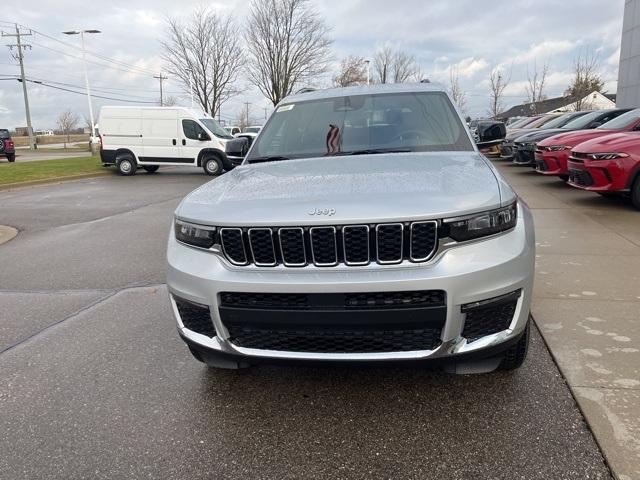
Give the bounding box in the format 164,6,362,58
244,102,250,128
154,72,168,106
2,24,35,150
263,106,268,120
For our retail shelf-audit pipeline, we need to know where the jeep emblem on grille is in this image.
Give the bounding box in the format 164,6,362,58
308,207,336,216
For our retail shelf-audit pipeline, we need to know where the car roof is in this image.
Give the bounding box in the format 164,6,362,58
281,83,447,104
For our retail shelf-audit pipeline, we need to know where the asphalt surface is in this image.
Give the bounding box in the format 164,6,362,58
0,168,612,479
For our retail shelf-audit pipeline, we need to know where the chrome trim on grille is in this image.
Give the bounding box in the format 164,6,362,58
409,220,438,262
342,225,370,266
219,228,249,266
375,223,403,265
309,226,338,267
248,228,277,267
277,227,307,267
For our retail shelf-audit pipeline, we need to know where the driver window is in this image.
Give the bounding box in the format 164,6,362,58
182,120,204,140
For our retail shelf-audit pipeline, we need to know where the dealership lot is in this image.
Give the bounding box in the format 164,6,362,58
0,165,637,478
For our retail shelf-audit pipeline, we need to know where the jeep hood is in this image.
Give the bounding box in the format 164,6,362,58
177,152,509,226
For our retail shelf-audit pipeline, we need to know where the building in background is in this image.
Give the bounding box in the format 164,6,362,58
617,0,640,107
501,91,616,120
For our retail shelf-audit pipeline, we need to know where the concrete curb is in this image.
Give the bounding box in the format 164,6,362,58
0,225,18,246
0,172,112,192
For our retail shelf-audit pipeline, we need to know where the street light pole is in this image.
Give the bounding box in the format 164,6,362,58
364,60,370,85
63,29,100,142
185,68,194,109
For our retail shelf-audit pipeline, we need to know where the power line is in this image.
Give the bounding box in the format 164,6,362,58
14,77,157,103
154,72,168,106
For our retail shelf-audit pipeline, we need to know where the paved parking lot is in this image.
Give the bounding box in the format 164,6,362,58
0,167,617,479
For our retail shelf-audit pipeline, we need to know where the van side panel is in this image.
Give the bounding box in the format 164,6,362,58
99,107,143,162
140,108,192,164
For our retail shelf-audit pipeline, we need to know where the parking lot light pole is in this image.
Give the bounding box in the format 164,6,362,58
364,60,370,85
62,29,100,142
185,68,194,109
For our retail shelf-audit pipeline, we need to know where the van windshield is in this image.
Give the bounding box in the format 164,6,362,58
246,91,474,162
200,118,233,139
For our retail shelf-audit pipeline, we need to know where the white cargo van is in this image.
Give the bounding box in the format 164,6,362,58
98,106,234,176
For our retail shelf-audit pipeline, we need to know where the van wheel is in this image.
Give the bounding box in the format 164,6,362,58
498,319,530,371
203,156,222,176
631,176,640,210
6,153,15,163
143,165,159,173
116,154,136,176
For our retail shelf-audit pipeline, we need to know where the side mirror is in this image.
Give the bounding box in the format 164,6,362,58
475,121,506,148
197,132,210,141
225,137,250,162
589,122,602,128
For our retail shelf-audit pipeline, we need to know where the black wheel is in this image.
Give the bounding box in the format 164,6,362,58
499,320,530,371
143,165,159,173
202,155,223,176
6,153,15,163
559,174,569,182
116,153,136,176
631,176,640,210
597,192,617,198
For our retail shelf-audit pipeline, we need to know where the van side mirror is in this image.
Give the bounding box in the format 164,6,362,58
197,132,210,141
475,121,506,148
225,137,249,160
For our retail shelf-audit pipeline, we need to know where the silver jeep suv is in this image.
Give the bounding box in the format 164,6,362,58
167,84,535,373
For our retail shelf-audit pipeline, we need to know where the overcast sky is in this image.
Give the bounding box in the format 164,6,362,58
0,0,626,130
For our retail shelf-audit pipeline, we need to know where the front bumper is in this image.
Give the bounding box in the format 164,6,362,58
513,145,536,165
535,151,569,176
166,204,535,366
567,159,633,192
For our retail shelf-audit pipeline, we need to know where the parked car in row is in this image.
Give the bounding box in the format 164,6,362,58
501,113,568,160
535,108,640,180
512,109,632,166
567,132,640,209
0,129,16,162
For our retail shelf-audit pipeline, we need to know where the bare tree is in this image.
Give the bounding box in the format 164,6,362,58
488,67,511,119
373,45,393,84
449,65,467,113
163,95,179,107
236,107,249,132
525,60,549,114
566,50,604,110
333,56,368,87
245,0,332,106
373,46,419,84
162,8,244,117
57,110,79,148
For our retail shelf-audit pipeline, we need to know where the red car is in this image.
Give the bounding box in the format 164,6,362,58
0,129,15,162
535,109,640,180
567,132,640,209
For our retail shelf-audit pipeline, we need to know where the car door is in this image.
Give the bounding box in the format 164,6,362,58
181,119,209,164
141,109,185,163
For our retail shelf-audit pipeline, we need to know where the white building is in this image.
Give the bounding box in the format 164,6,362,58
617,0,640,107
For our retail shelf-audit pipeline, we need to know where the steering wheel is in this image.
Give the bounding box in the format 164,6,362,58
391,130,423,142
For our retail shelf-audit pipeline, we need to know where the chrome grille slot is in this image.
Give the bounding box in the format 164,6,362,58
278,227,306,266
376,223,403,264
342,225,370,265
310,226,338,266
410,221,438,261
248,228,276,266
220,228,248,265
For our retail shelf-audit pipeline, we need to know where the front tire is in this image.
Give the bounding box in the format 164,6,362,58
631,176,640,210
202,156,223,176
499,320,530,371
143,165,159,173
6,153,15,163
116,153,136,176
559,174,569,182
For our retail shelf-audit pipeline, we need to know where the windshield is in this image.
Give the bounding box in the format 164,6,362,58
246,91,474,162
200,118,233,139
540,112,587,129
597,108,640,130
0,129,10,139
508,117,532,128
561,111,605,129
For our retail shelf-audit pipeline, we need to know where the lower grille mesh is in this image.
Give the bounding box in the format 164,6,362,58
174,296,215,337
226,326,442,353
462,300,517,342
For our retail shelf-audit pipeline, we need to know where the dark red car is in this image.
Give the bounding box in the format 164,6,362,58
567,132,640,209
0,129,15,162
535,109,640,180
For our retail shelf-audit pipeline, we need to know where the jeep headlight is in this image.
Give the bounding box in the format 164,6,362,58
445,202,518,242
175,218,217,249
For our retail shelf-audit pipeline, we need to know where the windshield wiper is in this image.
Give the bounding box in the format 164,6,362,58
247,155,290,164
335,148,412,156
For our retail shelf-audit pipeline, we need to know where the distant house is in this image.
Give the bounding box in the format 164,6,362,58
14,126,29,136
35,129,54,136
501,91,616,120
